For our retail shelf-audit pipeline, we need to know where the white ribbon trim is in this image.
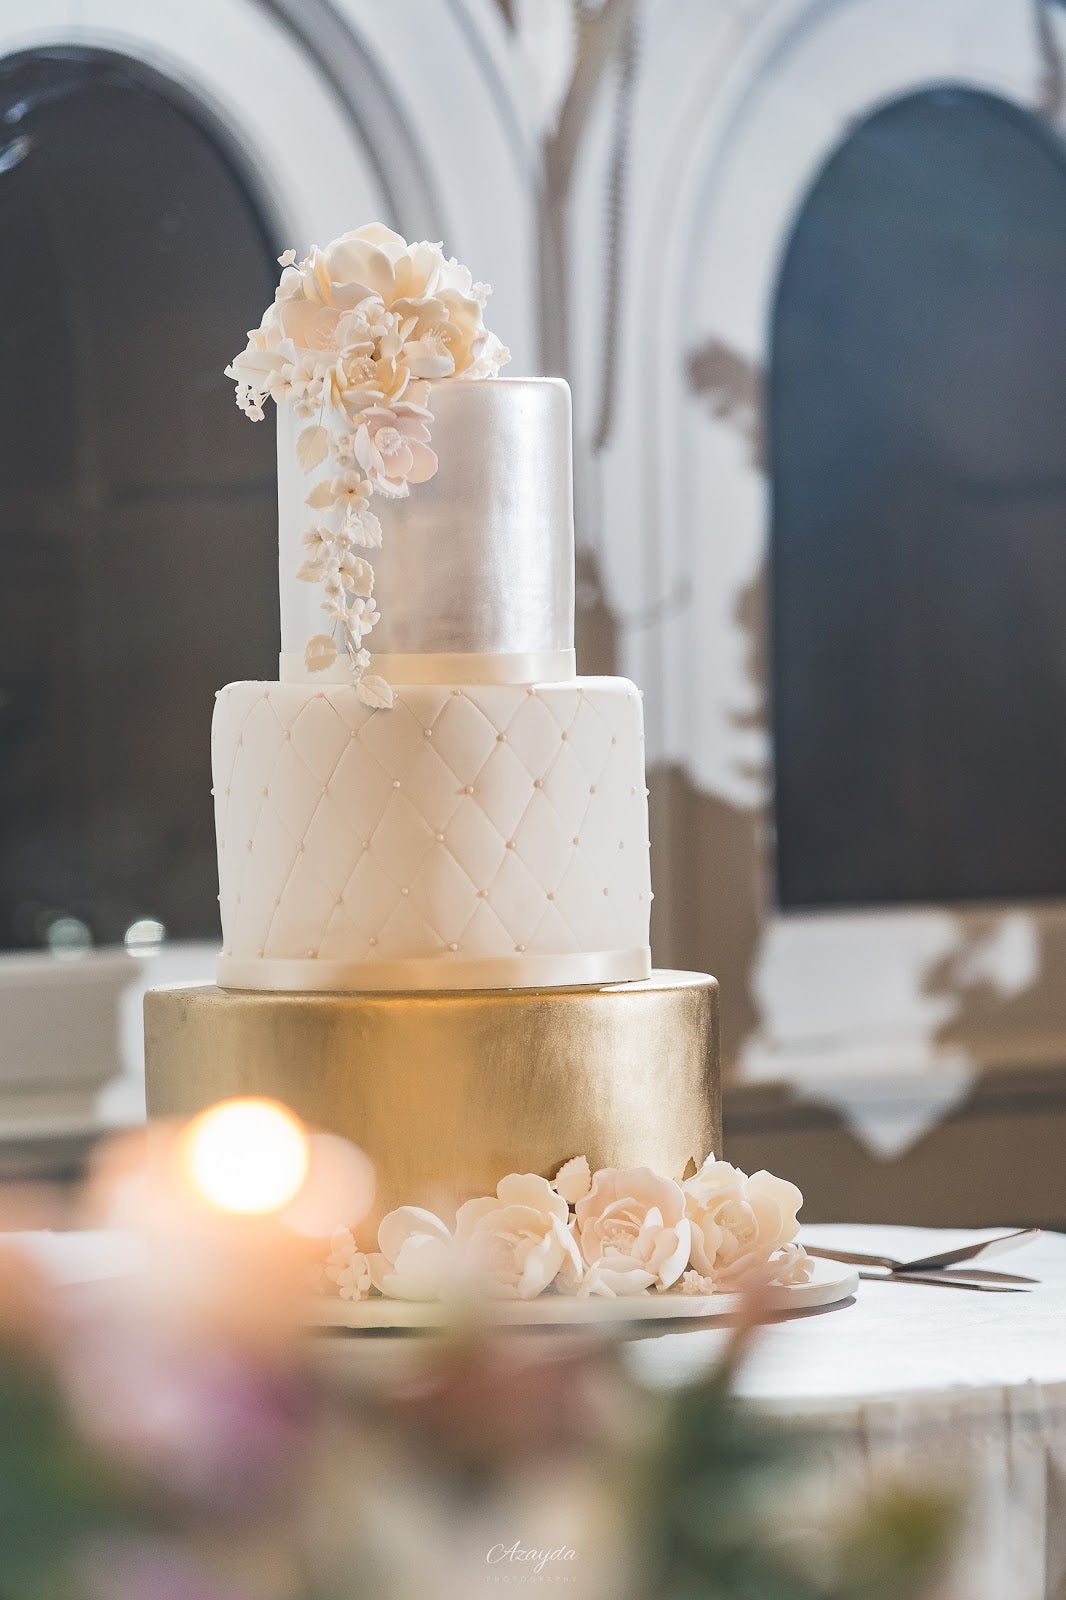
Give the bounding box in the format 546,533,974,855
217,947,651,994
279,649,577,686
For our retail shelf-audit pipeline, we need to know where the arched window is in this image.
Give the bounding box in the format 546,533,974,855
0,47,279,951
770,88,1066,910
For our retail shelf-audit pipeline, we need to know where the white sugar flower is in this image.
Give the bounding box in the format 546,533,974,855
343,506,383,549
325,1226,372,1301
464,329,511,380
577,1259,654,1299
682,1156,803,1286
300,524,332,560
347,598,380,638
354,403,438,497
328,471,374,514
368,1207,455,1301
455,1173,583,1300
679,1270,717,1297
574,1167,690,1294
394,291,486,380
335,552,374,596
770,1241,813,1286
276,351,333,417
329,429,362,470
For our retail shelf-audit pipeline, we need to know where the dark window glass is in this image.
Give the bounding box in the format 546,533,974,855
770,88,1066,909
0,48,279,950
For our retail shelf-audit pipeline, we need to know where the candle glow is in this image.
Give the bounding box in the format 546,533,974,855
181,1098,309,1215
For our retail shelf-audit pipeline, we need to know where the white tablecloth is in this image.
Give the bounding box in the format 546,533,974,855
11,1223,1066,1598
632,1225,1066,1600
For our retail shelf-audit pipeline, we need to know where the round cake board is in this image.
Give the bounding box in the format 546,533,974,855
309,1257,858,1332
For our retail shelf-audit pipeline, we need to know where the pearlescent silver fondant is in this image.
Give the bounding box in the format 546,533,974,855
276,378,575,676
373,378,575,660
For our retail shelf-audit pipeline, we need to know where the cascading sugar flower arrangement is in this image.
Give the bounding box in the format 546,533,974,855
226,224,510,704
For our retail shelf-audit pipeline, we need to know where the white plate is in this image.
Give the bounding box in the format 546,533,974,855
309,1257,859,1332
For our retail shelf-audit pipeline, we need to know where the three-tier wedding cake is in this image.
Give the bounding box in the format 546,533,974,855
144,226,721,1235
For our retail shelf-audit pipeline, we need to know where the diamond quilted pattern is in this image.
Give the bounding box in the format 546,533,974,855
266,740,332,840
213,677,651,974
407,845,484,946
443,798,508,886
327,739,395,840
430,692,502,777
511,790,574,886
468,741,538,838
287,693,351,779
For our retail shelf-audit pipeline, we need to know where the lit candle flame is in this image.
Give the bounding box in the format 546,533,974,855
180,1098,309,1216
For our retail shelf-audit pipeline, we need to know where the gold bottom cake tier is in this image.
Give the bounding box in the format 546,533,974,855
144,970,720,1229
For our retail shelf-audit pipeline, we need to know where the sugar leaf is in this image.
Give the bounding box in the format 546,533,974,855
305,634,338,673
296,425,330,472
306,481,336,510
356,674,394,709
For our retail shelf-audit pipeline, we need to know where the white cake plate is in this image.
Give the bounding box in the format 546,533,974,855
309,1257,858,1332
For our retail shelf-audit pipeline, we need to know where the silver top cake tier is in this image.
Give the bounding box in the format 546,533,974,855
277,377,576,682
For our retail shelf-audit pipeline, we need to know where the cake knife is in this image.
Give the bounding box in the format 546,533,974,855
804,1227,1040,1274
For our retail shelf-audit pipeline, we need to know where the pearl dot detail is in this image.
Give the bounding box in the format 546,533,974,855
392,779,401,789
448,942,458,952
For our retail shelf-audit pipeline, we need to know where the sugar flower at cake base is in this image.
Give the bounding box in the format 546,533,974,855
455,1173,584,1300
368,1206,456,1302
573,1166,691,1298
323,1155,812,1305
682,1156,805,1287
225,223,510,701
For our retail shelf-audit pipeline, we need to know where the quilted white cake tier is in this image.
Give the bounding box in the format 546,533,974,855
213,678,652,991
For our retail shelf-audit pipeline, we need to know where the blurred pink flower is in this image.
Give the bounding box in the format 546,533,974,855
60,1311,311,1513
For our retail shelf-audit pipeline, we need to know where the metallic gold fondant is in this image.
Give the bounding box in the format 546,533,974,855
144,970,719,1236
